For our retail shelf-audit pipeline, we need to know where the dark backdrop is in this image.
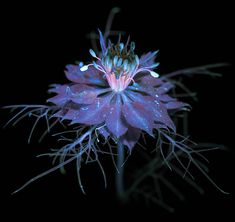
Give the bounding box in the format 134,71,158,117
1,1,234,220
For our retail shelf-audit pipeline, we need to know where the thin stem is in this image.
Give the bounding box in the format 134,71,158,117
161,63,229,79
115,142,125,201
104,7,120,40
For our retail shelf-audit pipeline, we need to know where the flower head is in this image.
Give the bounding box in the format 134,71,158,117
48,31,187,149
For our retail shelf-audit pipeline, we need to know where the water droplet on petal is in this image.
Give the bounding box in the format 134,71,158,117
66,86,71,95
97,98,100,108
133,82,139,90
154,100,159,105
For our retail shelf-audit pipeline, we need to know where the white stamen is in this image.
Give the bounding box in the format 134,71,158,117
93,62,98,69
113,55,118,66
89,49,97,58
150,71,160,78
80,65,89,71
123,60,128,70
117,58,122,67
119,43,124,51
135,55,139,65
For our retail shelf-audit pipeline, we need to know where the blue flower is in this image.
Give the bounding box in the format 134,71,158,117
48,31,187,150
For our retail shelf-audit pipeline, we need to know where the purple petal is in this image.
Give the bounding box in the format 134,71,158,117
137,75,164,87
154,123,168,130
156,82,174,94
70,84,98,104
71,94,113,125
98,29,106,54
48,84,111,106
61,109,79,120
122,99,154,135
105,95,128,138
139,51,158,67
65,65,105,86
51,110,67,118
127,84,156,97
159,94,176,102
164,101,188,110
47,85,71,106
120,127,141,151
47,95,68,106
152,99,176,131
125,91,176,131
48,84,64,94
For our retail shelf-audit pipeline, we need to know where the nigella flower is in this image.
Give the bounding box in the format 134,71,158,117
48,31,187,150
3,8,228,211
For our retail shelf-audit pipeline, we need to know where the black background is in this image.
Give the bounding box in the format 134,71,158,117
1,1,234,220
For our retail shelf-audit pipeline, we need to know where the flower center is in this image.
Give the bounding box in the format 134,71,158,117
80,33,160,92
102,41,139,92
